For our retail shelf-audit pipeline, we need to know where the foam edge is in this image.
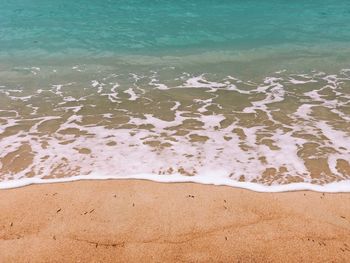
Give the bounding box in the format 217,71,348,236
1,173,350,193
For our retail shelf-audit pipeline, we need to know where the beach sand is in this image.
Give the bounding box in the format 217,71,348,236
0,180,350,262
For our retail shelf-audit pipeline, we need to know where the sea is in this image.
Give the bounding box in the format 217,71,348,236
0,0,349,191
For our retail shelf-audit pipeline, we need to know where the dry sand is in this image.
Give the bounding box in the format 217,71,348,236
0,180,350,262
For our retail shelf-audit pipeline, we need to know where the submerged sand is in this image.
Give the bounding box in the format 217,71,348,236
0,180,350,262
1,70,350,186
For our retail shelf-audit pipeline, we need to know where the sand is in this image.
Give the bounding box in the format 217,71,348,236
0,180,350,262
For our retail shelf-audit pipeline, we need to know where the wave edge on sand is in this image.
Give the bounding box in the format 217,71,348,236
1,174,350,192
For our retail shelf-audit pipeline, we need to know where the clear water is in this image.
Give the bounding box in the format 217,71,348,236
0,0,349,190
1,1,350,58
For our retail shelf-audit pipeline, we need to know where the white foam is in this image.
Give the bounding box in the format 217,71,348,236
1,173,350,192
149,78,169,90
0,69,349,192
124,88,138,100
91,80,105,93
180,75,226,92
289,78,316,84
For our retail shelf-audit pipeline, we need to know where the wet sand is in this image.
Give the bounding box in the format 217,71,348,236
1,180,350,262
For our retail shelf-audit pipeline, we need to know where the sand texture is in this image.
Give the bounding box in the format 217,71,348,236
1,180,350,262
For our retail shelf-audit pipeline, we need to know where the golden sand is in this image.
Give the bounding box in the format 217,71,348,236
1,180,350,262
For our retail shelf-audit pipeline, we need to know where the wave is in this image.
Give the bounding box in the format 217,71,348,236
1,173,350,192
0,67,349,191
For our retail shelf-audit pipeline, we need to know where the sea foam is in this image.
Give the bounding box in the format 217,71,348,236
0,69,349,192
1,173,350,192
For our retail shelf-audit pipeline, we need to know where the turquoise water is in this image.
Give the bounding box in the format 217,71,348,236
0,1,350,190
1,0,350,62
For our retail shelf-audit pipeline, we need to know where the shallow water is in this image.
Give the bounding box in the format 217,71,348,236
0,1,349,190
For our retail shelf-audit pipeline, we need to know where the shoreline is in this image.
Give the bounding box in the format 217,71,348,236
1,179,350,262
1,175,350,193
